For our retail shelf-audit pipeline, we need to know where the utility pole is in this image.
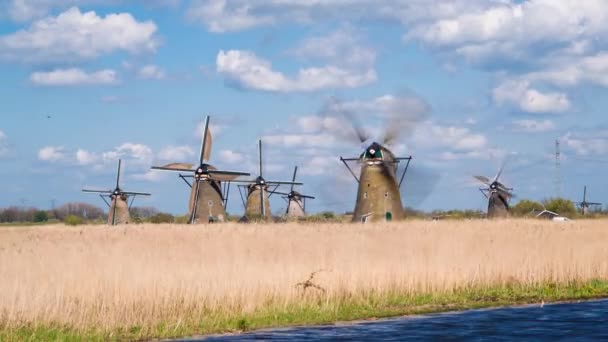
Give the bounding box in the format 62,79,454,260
555,139,561,198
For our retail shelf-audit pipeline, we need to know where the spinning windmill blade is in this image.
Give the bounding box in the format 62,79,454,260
473,157,514,218
575,185,602,215
151,116,250,224
83,159,151,225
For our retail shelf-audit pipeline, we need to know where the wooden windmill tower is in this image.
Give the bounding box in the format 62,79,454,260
473,161,514,219
574,185,601,215
83,159,151,225
236,140,301,221
151,116,250,223
272,166,315,218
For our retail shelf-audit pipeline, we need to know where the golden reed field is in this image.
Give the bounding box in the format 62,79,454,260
1,219,608,337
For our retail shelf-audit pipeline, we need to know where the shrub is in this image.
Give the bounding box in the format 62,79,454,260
512,199,544,217
543,198,577,218
64,215,84,226
149,213,174,224
33,210,49,223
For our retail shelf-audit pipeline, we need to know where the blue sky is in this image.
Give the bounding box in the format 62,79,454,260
1,0,608,215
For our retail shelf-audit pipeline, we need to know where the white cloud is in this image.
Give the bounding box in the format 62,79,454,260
187,0,481,33
218,149,245,164
30,68,118,86
158,145,194,161
76,149,97,165
300,156,334,176
38,146,65,161
131,169,166,182
413,121,487,151
562,131,608,156
6,0,49,22
102,143,153,165
295,116,342,133
290,27,376,68
187,0,273,32
216,49,376,92
263,133,336,148
512,119,555,133
527,52,608,88
137,64,165,80
0,7,158,62
405,1,608,64
0,130,9,157
492,80,570,113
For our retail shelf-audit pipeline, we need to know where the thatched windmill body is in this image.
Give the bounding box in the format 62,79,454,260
575,185,601,215
271,166,315,218
237,140,301,221
342,141,412,223
151,116,250,223
474,162,513,218
83,159,151,225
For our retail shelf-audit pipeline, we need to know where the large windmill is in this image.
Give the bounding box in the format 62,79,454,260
473,161,514,218
237,140,301,221
322,97,414,223
82,159,151,225
341,139,412,223
574,185,601,215
272,166,316,218
151,116,250,223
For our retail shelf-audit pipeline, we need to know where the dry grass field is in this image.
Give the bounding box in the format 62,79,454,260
1,219,608,339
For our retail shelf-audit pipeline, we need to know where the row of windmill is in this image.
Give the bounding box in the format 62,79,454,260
82,115,599,225
83,115,421,225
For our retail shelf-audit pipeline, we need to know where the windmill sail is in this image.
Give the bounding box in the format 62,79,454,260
150,115,250,224
83,159,151,225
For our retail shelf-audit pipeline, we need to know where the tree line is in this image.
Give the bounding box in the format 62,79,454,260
0,197,603,224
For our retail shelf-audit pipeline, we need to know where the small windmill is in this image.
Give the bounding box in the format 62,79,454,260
574,186,601,215
236,140,301,221
473,160,514,218
272,166,316,217
151,116,250,223
82,159,151,225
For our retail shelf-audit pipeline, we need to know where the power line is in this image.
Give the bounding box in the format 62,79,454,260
555,139,561,198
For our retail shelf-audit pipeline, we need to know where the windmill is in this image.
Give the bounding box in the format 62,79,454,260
82,159,150,225
473,160,514,218
271,166,316,217
236,140,301,221
574,186,601,215
332,104,413,223
151,116,250,223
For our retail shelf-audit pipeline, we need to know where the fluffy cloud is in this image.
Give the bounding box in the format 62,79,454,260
413,122,487,152
527,52,608,88
137,64,165,80
290,27,376,68
187,0,481,33
30,68,118,86
216,50,376,92
102,143,153,165
492,80,570,113
511,119,555,133
158,145,194,161
0,7,158,62
406,1,608,64
264,133,336,148
38,146,65,161
0,130,9,157
218,149,245,164
562,130,608,156
76,148,96,165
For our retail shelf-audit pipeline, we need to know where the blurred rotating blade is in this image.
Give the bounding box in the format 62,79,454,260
474,175,491,186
